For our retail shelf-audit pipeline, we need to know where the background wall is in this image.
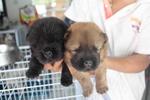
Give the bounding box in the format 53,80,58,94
5,0,32,22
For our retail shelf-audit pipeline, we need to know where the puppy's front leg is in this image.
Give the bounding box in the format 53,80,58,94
61,61,73,86
96,36,108,94
95,65,108,94
26,56,43,78
70,67,93,97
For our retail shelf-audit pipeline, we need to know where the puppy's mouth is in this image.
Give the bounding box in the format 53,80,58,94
69,46,100,72
34,46,64,64
42,48,54,59
42,48,63,64
71,56,100,72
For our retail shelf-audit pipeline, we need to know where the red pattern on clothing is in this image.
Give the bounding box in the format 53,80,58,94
103,0,112,19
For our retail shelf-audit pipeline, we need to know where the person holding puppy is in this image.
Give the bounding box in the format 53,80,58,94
45,0,150,100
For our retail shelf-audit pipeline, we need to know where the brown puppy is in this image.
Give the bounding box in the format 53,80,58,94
64,22,108,97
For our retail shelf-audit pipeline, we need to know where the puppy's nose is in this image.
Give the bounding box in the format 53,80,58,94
83,60,93,68
45,51,53,58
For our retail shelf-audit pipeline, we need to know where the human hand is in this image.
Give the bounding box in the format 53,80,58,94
44,60,63,72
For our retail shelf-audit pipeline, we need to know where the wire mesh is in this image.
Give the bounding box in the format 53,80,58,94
0,46,83,100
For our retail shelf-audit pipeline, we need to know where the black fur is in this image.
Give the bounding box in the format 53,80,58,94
71,46,100,72
26,56,43,78
26,17,72,86
61,61,73,86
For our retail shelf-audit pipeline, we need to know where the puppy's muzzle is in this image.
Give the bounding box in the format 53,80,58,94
42,48,53,59
71,55,99,72
83,59,93,68
81,57,97,71
44,51,53,59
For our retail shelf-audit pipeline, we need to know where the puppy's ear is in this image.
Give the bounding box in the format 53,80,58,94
64,27,72,42
99,32,108,44
61,61,73,86
100,33,108,61
26,25,35,41
26,32,30,41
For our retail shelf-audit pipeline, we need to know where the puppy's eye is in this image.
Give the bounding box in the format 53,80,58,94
71,49,78,54
97,48,101,53
32,45,37,49
94,47,100,53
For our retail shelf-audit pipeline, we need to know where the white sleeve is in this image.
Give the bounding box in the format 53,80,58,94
134,16,150,55
64,0,91,22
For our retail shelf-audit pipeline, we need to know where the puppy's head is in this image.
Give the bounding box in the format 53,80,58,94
65,22,107,72
27,17,68,64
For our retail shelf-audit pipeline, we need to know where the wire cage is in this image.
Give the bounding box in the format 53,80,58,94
0,46,84,100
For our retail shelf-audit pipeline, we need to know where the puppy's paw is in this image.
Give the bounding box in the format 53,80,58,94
83,85,93,97
82,81,93,97
26,68,41,78
96,84,108,94
61,76,73,86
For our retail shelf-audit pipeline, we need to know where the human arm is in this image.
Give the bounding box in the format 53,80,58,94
104,53,150,73
104,11,150,73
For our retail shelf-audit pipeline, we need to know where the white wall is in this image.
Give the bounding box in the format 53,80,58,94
5,0,32,22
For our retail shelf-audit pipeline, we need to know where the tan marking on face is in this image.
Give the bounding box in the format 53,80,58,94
64,22,108,96
65,22,107,53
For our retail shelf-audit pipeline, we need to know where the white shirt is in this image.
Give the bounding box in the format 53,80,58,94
65,0,150,100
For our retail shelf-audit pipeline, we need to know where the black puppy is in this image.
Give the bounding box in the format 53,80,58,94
26,17,72,86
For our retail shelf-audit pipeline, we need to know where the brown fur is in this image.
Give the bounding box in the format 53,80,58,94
64,22,108,96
